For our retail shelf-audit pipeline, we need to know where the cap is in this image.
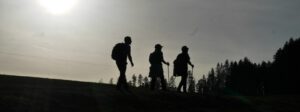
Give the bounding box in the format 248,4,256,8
182,46,189,51
155,44,163,49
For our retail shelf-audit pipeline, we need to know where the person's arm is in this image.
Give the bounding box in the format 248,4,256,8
161,53,169,66
162,60,169,66
128,46,134,67
188,61,194,68
187,54,194,68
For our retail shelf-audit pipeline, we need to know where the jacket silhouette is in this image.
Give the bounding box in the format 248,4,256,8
149,44,169,91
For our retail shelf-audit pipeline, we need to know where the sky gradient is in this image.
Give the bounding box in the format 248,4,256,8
0,0,299,83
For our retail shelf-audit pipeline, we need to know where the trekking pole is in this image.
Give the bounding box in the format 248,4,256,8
192,66,194,77
167,64,170,83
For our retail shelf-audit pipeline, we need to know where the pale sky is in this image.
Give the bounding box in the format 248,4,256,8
0,0,299,83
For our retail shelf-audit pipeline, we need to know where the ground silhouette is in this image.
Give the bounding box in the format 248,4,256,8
1,74,299,112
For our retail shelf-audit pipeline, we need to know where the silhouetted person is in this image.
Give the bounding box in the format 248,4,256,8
174,46,194,93
111,36,134,91
149,44,169,91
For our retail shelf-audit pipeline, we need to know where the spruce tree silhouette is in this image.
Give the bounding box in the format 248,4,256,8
271,37,300,94
132,74,137,87
187,71,196,93
207,68,216,94
198,37,300,95
138,74,143,87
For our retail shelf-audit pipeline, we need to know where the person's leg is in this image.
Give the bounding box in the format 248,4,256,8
182,75,187,93
150,77,157,90
160,76,167,90
116,62,122,89
116,61,127,90
177,76,183,92
120,65,128,90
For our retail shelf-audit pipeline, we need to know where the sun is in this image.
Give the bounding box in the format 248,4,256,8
39,0,78,14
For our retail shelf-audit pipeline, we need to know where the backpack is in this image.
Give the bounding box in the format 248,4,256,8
173,54,184,76
173,58,180,76
149,53,155,64
111,43,126,60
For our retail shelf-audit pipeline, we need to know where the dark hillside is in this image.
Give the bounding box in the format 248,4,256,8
0,74,299,112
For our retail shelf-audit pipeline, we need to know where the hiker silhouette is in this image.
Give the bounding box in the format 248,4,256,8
149,44,169,91
111,36,134,91
174,46,194,93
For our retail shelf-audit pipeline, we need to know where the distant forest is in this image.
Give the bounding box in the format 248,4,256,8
122,37,300,96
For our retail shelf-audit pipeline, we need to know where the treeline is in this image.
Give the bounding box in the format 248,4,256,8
126,74,177,90
108,74,178,90
109,74,151,88
196,37,300,95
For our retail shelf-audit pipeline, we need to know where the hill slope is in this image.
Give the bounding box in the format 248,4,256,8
0,74,299,112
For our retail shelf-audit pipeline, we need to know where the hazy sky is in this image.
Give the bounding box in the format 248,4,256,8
0,0,299,83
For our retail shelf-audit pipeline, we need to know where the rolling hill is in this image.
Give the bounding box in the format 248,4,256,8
0,74,299,112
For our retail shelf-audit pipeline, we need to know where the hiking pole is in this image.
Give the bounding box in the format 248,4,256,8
167,64,170,83
192,66,194,77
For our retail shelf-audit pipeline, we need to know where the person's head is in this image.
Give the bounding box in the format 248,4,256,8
155,44,163,51
181,46,189,53
124,36,132,45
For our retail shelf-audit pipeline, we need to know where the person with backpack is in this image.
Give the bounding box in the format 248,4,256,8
149,44,169,91
111,36,134,91
173,46,194,93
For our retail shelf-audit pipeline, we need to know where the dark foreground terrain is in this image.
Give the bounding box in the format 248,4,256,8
0,74,299,112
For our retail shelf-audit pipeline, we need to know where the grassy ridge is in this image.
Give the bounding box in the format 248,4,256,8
0,74,299,112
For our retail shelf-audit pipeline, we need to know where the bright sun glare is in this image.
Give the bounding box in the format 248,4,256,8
39,0,78,14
